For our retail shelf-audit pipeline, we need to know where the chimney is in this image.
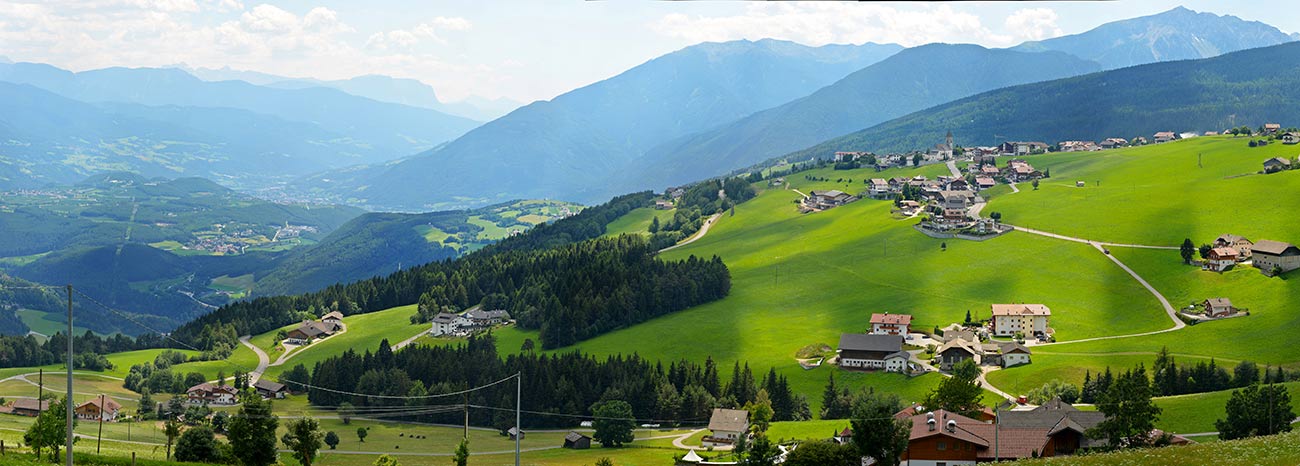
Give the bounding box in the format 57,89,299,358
947,419,957,433
927,418,936,432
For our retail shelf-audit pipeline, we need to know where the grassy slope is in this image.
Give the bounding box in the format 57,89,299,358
1004,429,1300,466
602,207,675,237
260,305,425,379
497,162,1165,415
991,136,1300,245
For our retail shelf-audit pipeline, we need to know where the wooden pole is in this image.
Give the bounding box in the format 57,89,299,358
37,369,42,416
65,285,73,466
96,394,104,453
463,393,469,439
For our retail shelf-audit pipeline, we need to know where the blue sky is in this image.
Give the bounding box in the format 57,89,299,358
0,1,1293,103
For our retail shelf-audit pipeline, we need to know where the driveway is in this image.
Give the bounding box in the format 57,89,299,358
660,213,722,253
240,335,270,381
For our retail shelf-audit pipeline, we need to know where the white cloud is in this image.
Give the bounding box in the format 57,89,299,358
1005,8,1063,42
366,16,472,50
649,3,1019,48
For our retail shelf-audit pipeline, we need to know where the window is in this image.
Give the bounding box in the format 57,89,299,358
937,441,947,451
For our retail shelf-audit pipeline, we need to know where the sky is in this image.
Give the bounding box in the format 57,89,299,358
0,1,1295,104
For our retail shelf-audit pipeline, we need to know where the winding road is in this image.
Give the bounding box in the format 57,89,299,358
659,213,722,253
240,335,270,381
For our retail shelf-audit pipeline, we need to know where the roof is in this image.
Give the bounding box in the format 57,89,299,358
1204,297,1233,307
999,341,1031,355
870,178,888,185
188,382,237,395
79,396,121,412
937,339,978,356
254,379,287,392
1265,123,1281,129
1253,240,1300,256
431,312,460,324
1264,157,1293,166
321,311,344,321
682,450,704,462
564,431,590,442
12,398,48,411
467,309,512,321
990,304,1051,317
1216,234,1249,244
975,176,997,185
906,410,991,447
709,408,749,433
870,313,912,326
884,351,910,361
1209,247,1239,258
810,190,847,198
838,333,904,353
1154,131,1176,137
997,403,1104,430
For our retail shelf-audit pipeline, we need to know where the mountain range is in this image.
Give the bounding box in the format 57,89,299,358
182,65,522,121
0,62,479,190
293,39,905,209
785,41,1300,158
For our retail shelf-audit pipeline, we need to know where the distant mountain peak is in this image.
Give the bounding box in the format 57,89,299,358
1012,6,1293,69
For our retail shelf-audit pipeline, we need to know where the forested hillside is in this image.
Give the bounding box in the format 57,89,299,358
788,41,1300,158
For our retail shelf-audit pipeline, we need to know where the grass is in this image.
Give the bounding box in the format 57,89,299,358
989,136,1300,245
602,207,675,237
1151,382,1300,434
15,309,94,337
260,305,426,379
413,224,452,244
499,162,1139,414
1003,429,1300,466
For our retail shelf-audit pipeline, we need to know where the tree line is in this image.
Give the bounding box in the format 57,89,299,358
305,335,809,430
0,329,167,369
1079,347,1290,402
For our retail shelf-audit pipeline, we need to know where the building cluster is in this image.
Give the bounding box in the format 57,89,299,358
936,333,1032,370
1204,234,1300,276
429,308,514,337
284,311,344,345
800,189,858,213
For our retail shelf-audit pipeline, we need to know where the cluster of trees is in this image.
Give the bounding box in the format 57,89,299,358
306,336,806,430
1216,383,1295,440
649,177,756,249
782,388,912,466
0,330,165,369
1088,365,1164,448
410,235,729,348
1081,349,1286,403
170,191,672,353
1026,379,1080,405
123,350,219,395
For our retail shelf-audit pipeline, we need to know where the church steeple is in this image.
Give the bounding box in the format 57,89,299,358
946,130,953,149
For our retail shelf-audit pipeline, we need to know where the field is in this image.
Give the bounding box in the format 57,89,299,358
15,309,94,337
602,207,675,237
988,136,1300,245
1003,429,1300,466
260,305,427,379
499,161,1165,415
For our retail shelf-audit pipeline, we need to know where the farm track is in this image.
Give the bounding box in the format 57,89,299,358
659,213,722,253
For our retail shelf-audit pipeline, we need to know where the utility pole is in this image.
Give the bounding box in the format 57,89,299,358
97,394,105,453
463,393,469,439
994,404,999,461
37,369,42,416
515,372,521,466
65,285,73,466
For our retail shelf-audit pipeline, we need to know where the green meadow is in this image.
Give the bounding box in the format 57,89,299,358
260,304,426,379
988,136,1300,245
497,161,1167,414
603,207,676,237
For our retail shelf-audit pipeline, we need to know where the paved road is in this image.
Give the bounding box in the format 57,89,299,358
945,160,962,178
1008,182,1020,193
240,335,270,381
790,188,809,200
659,213,722,253
391,330,427,351
976,367,1015,401
1009,224,1179,250
1090,241,1185,330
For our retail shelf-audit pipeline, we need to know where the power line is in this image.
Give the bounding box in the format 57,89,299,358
468,404,710,425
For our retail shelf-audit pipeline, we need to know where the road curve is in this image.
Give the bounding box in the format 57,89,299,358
660,213,722,253
240,335,270,381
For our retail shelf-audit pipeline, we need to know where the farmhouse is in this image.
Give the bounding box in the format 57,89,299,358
938,190,974,209
1264,123,1282,134
1057,141,1097,152
1204,247,1239,272
705,408,749,446
898,402,1107,464
429,312,468,336
869,178,890,197
899,200,922,215
936,339,979,370
1214,234,1254,259
562,431,592,449
10,398,48,417
75,396,121,422
1004,160,1040,182
465,309,511,328
980,165,1001,177
870,313,912,336
255,379,288,399
1284,132,1300,144
654,200,674,210
186,382,238,405
285,320,340,344
806,190,856,210
1202,298,1236,318
997,341,1032,367
1251,240,1300,276
836,333,906,371
990,304,1051,337
948,178,970,191
1263,157,1292,173
998,141,1047,156
321,311,344,324
1154,131,1177,143
1099,138,1128,149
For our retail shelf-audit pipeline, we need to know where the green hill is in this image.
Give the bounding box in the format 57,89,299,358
632,43,1101,188
1004,429,1300,466
788,41,1300,157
